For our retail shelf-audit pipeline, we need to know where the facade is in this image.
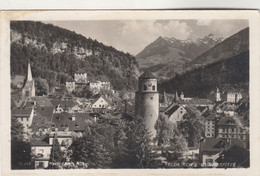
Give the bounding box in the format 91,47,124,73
205,113,216,138
74,71,87,83
179,92,193,102
31,133,67,169
12,108,35,129
163,104,187,123
226,91,242,103
65,81,76,93
22,62,35,98
216,88,221,102
91,96,112,109
135,71,159,138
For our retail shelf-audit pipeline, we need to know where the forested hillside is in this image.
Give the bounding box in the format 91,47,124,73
159,51,249,98
11,21,139,91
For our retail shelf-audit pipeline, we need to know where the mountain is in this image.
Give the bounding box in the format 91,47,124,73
158,51,249,98
136,34,223,80
188,27,249,67
10,21,139,92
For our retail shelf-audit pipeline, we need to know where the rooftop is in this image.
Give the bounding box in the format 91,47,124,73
30,96,53,107
12,108,33,117
139,70,156,79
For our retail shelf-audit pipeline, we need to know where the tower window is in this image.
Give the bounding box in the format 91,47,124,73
152,85,155,90
26,91,30,96
143,85,147,90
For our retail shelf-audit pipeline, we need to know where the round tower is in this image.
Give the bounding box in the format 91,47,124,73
135,71,159,138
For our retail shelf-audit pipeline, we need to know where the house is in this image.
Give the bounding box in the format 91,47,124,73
216,145,249,168
163,104,187,123
91,96,112,110
226,91,243,103
12,108,34,130
50,99,78,113
199,138,244,167
65,80,76,93
51,112,93,134
205,113,217,138
31,132,68,169
178,98,214,110
216,117,248,148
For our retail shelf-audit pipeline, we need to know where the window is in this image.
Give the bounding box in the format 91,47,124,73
143,85,147,90
151,97,153,100
26,91,29,96
152,85,155,90
206,159,213,165
99,105,101,107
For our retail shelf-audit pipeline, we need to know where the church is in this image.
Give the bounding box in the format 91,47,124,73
22,62,35,99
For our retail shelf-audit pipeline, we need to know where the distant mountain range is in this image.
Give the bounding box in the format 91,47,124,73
158,27,249,98
10,21,139,92
136,34,223,80
188,27,249,67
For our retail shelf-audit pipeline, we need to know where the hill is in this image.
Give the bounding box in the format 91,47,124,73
188,27,249,67
136,34,223,80
10,21,139,92
158,51,249,98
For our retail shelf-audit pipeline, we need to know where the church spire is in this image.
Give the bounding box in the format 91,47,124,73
27,61,33,81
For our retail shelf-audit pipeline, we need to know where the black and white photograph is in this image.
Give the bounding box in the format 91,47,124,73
1,10,259,175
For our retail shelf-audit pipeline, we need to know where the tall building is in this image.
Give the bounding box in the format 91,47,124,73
22,62,35,98
135,71,159,138
216,87,221,102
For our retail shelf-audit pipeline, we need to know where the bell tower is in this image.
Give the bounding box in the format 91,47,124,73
135,71,159,138
22,61,35,98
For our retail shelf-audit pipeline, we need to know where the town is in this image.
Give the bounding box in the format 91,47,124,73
11,61,249,169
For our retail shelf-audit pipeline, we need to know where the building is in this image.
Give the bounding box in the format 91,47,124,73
22,62,35,99
12,107,35,130
50,99,78,113
163,104,187,123
179,92,193,102
199,138,244,167
65,81,75,93
74,70,87,83
215,88,221,102
226,91,242,103
216,117,248,147
91,96,112,110
31,132,68,169
205,113,217,138
135,71,159,138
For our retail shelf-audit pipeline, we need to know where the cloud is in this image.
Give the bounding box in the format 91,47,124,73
196,19,212,26
119,20,192,54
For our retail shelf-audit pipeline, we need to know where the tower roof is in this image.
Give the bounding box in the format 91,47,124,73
139,70,156,79
27,62,33,81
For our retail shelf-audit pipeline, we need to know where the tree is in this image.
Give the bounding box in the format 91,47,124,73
11,117,31,169
154,114,188,161
35,77,49,96
179,113,204,148
119,116,156,168
49,135,64,169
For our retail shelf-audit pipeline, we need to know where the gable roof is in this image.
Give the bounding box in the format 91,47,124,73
139,71,156,79
218,117,236,126
93,96,112,106
31,136,51,146
205,113,216,120
164,104,181,117
30,107,54,131
12,108,33,117
52,112,93,132
200,138,244,153
30,96,53,107
50,99,77,108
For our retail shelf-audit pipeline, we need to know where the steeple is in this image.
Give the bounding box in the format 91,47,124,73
27,62,33,81
163,91,168,105
174,91,179,102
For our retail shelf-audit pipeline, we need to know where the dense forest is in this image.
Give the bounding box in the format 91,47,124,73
159,51,249,98
10,21,139,92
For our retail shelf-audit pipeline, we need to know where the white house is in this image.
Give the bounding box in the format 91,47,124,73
163,104,187,123
91,96,112,109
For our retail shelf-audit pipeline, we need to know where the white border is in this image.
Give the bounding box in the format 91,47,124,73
1,10,260,176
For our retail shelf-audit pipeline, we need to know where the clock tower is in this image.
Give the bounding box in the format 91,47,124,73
135,70,159,138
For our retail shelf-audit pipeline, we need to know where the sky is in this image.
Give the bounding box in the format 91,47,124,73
44,20,248,55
